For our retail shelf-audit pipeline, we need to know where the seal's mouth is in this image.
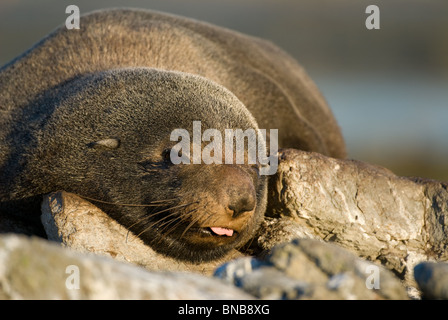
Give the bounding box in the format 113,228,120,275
191,226,238,238
209,227,234,237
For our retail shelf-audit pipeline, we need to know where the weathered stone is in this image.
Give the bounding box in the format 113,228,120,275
249,217,319,254
0,234,253,300
3,148,448,299
264,149,448,290
214,256,313,300
414,261,448,299
215,238,409,300
41,191,243,275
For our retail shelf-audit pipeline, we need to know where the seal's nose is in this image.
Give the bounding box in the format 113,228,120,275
224,167,256,218
191,164,258,221
228,190,256,218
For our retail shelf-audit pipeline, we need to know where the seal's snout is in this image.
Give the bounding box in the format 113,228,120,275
226,179,256,219
228,195,255,218
177,164,260,249
221,165,257,220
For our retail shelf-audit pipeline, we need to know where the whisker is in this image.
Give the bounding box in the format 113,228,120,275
176,202,211,240
127,202,196,230
135,211,184,239
238,230,257,253
126,203,193,242
159,208,199,239
131,202,199,240
177,218,199,240
145,198,179,203
153,204,199,233
197,208,220,227
78,194,178,207
177,209,203,239
154,208,195,231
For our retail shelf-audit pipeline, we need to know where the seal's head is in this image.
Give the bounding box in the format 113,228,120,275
12,68,267,262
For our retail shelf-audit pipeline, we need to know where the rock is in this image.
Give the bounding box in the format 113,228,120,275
414,261,448,299
263,149,448,290
40,191,243,275
215,238,409,300
0,234,253,300
248,217,320,254
3,148,448,299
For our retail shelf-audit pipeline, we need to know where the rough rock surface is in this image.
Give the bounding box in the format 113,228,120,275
0,234,252,300
215,238,409,300
262,149,448,290
2,148,448,299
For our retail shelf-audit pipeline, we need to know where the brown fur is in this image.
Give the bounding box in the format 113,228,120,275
0,9,345,262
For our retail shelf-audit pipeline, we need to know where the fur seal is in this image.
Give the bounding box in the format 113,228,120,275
0,8,346,262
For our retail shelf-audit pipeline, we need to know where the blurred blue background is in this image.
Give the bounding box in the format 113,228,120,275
1,0,447,180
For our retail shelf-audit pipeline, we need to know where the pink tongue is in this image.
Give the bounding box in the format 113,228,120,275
210,227,234,236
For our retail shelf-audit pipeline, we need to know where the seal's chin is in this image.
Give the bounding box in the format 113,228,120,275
147,222,250,262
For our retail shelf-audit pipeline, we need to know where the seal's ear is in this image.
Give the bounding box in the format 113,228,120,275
87,138,121,150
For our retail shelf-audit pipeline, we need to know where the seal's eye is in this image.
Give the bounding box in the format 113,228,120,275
162,148,173,165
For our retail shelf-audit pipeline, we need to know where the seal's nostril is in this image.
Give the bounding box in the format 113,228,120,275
228,193,256,218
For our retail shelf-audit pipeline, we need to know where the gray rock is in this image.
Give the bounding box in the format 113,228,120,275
414,261,448,299
4,148,448,299
264,149,448,290
0,234,253,300
215,238,409,300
